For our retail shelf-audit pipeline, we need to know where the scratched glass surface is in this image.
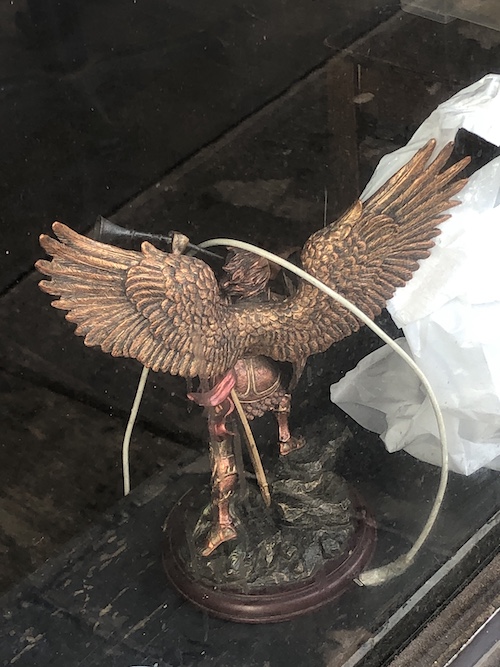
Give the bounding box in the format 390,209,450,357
1,3,500,667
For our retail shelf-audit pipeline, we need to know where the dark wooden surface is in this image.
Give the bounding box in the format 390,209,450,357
387,553,500,667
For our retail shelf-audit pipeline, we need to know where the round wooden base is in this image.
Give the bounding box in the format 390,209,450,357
162,490,376,623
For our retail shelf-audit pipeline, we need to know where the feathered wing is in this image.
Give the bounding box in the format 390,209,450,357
246,140,470,364
37,140,470,381
36,223,239,378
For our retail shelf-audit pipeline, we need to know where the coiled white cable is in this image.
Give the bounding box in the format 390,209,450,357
199,237,449,586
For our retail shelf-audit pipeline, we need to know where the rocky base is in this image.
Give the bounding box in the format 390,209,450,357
163,419,376,621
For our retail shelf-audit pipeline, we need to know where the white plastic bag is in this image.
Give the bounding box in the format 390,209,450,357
330,74,500,475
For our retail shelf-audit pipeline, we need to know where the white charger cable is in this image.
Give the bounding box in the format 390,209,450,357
122,365,150,496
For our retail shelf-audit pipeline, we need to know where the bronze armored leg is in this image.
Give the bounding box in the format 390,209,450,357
188,373,240,557
202,432,238,556
274,394,305,456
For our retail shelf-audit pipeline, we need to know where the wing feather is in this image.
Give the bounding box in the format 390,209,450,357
248,140,470,366
36,222,239,378
321,141,468,328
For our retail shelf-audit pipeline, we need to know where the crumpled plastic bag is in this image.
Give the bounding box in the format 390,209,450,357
330,73,500,475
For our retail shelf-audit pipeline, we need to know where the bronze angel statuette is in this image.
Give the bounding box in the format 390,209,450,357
36,140,469,556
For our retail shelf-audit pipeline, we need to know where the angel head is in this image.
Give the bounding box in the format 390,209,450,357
220,248,271,300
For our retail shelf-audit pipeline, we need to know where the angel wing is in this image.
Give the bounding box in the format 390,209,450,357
241,140,469,367
36,225,240,378
37,140,469,381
